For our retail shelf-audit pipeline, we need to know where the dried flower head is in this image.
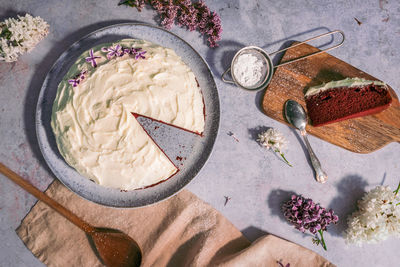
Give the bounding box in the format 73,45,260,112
257,128,292,167
345,182,400,246
282,194,338,250
0,13,49,62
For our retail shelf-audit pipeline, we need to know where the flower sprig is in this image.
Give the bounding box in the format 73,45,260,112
0,13,49,62
283,194,338,251
345,181,400,246
257,128,292,167
118,0,222,47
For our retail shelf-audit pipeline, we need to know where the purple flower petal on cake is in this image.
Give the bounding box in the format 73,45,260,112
103,44,123,59
135,50,146,60
123,47,131,55
85,49,101,67
131,47,142,54
79,70,87,80
68,79,80,87
131,47,145,59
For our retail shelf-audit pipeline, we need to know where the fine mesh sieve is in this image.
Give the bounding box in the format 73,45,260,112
222,30,345,90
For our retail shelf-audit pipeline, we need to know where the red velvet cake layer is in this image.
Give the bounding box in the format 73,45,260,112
305,83,392,126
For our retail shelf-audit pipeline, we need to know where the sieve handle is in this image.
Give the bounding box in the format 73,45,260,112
221,67,235,84
271,30,345,68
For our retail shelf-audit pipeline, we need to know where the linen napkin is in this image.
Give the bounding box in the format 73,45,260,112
16,180,334,266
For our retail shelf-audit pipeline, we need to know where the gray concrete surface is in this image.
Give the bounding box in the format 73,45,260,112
0,1,399,266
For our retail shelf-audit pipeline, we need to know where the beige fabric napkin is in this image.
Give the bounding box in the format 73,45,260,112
17,180,334,267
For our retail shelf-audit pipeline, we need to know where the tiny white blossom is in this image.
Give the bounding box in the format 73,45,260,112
257,128,288,151
257,128,292,166
0,14,49,62
345,184,400,246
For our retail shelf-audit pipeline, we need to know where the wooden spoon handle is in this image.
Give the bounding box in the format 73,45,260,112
0,162,95,234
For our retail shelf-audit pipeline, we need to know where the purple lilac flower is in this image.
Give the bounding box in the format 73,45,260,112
101,44,123,59
128,47,146,59
85,49,101,68
192,1,222,47
282,194,338,250
119,0,222,47
79,70,87,80
277,260,290,267
68,69,87,88
130,47,142,54
135,50,146,59
68,78,80,87
176,0,197,31
119,0,145,11
123,47,132,54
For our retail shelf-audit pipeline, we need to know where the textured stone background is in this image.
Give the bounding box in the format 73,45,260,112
0,1,399,266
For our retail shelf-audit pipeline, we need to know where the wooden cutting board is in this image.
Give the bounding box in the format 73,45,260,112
262,42,400,153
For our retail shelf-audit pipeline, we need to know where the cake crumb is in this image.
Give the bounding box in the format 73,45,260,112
224,196,231,206
354,17,362,26
382,15,389,23
227,131,239,142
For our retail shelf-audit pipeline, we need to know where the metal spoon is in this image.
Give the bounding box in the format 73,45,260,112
0,162,142,267
284,100,328,183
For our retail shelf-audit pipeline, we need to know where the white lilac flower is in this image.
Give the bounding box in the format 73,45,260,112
345,183,400,246
257,128,292,166
0,13,49,62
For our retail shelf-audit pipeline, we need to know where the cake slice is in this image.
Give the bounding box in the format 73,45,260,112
305,78,392,126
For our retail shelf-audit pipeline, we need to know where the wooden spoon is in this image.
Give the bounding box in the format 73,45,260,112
0,162,142,267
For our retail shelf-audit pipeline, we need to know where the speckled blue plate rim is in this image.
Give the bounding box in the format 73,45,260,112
35,22,220,208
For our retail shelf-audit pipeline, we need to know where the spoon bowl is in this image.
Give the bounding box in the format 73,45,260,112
90,228,142,267
284,100,308,130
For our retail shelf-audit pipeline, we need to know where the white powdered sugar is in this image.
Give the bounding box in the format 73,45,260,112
0,14,49,62
233,53,266,87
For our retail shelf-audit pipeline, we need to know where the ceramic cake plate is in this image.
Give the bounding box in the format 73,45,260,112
36,23,220,207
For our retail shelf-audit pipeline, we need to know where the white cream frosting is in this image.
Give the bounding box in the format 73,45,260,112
51,39,205,190
305,78,386,97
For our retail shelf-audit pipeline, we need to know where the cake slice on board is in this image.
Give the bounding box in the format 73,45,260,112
262,42,400,153
305,78,392,126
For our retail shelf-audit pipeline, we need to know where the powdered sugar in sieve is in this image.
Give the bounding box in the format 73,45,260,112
232,51,268,88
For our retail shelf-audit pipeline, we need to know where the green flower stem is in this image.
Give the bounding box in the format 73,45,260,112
318,230,327,251
275,149,292,167
393,181,400,196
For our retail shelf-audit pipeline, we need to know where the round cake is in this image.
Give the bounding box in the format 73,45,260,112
51,39,205,190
